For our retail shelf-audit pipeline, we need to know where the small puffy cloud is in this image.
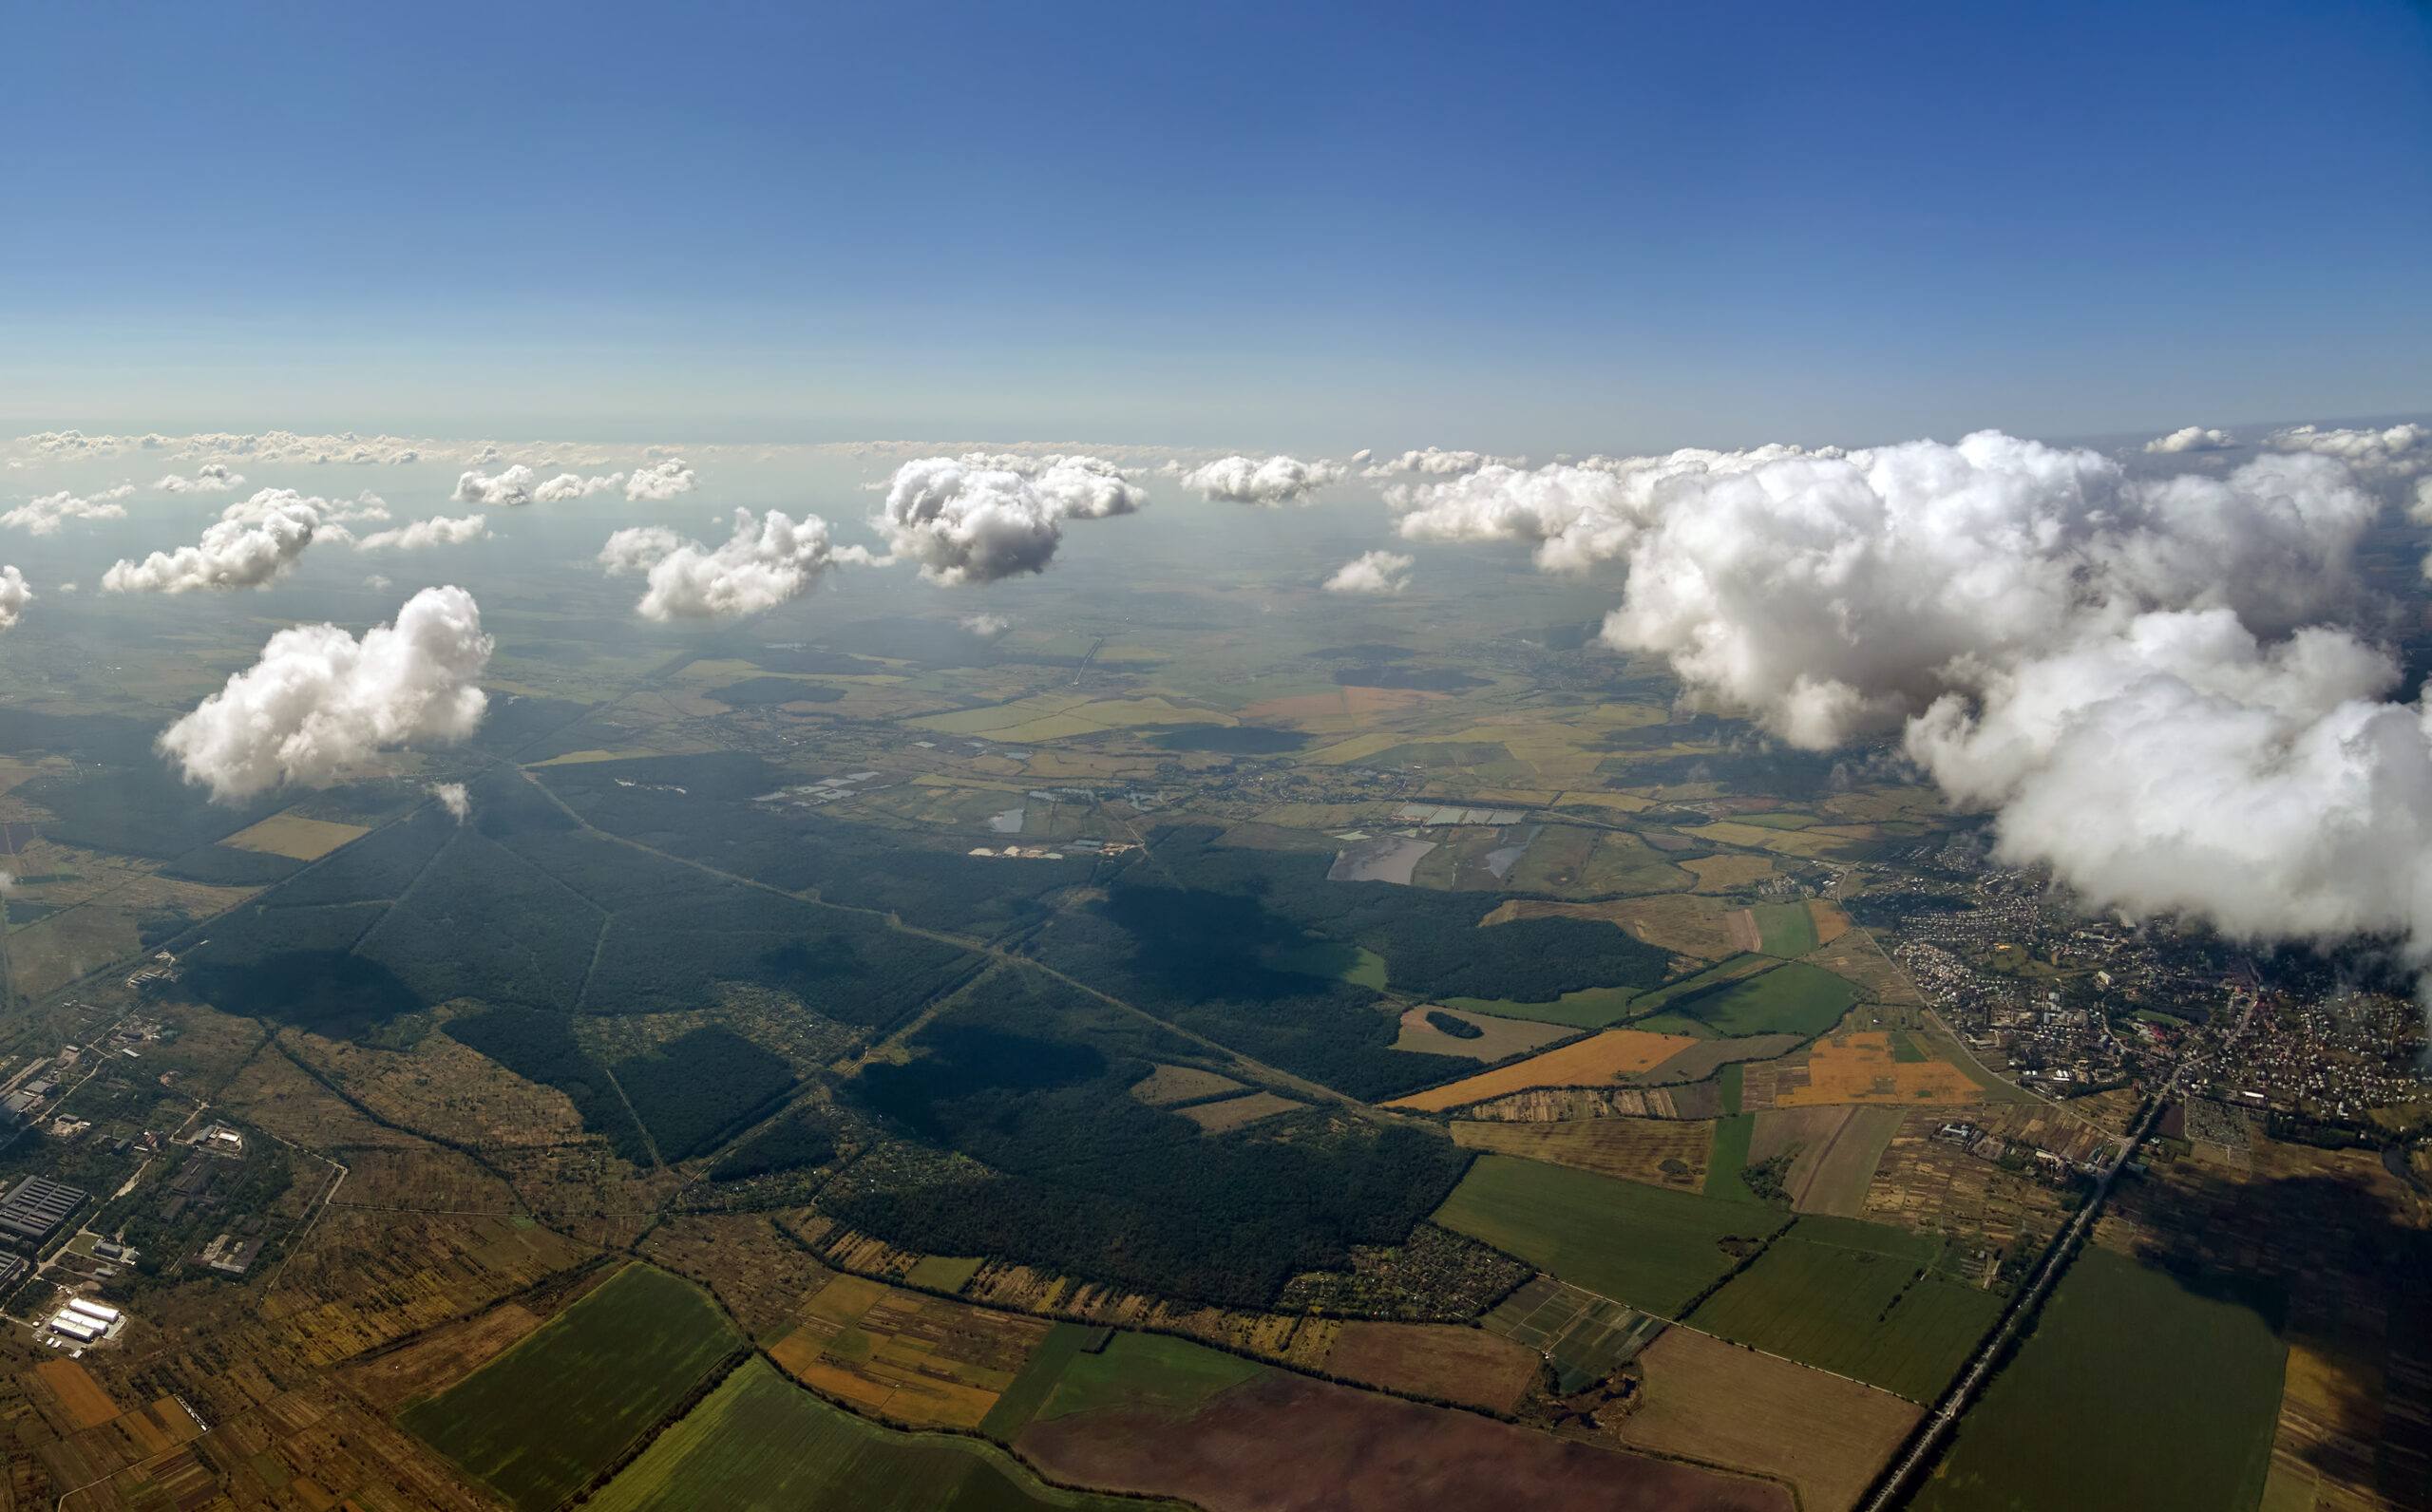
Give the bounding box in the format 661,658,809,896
2268,423,2426,472
1323,550,1414,594
1361,447,1521,479
218,486,387,526
533,471,625,503
2144,426,2233,453
104,497,323,594
1,486,133,535
961,613,1011,637
624,459,698,501
158,585,494,803
352,514,490,551
156,463,244,493
599,508,865,620
453,463,538,507
0,567,30,629
430,781,470,821
875,455,1143,585
1182,455,1347,506
365,573,393,591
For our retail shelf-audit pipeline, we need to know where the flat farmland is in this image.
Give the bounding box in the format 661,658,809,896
1776,1030,1981,1106
1617,1325,1920,1512
1391,1004,1574,1060
1442,986,1640,1030
1176,1090,1305,1131
222,811,370,860
1433,1154,1787,1316
1451,1114,1713,1191
1668,962,1858,1039
1641,1032,1806,1084
1387,1030,1699,1111
1017,1367,1794,1512
1751,1105,1906,1216
1750,901,1819,957
767,1273,1050,1430
1914,1246,2285,1512
397,1263,744,1512
1318,1322,1541,1412
587,1358,1163,1512
1685,1218,2001,1402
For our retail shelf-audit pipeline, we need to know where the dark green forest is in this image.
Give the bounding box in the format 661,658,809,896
828,974,1474,1308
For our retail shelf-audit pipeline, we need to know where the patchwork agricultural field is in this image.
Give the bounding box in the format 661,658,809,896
1913,1246,2286,1512
398,1264,745,1511
588,1358,1168,1512
1433,1154,1788,1315
766,1273,1052,1429
1450,1114,1714,1190
1684,1216,2003,1402
1634,960,1858,1040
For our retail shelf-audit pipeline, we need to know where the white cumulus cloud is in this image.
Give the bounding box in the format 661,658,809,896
103,496,325,594
430,781,471,821
2268,423,2425,473
599,508,867,620
352,514,491,552
533,471,625,503
2144,426,2233,454
1361,447,1522,479
1181,455,1347,506
1324,550,1414,594
624,459,698,501
156,463,244,493
874,455,1144,585
1,485,133,535
158,586,494,803
454,464,539,507
0,567,31,629
1390,425,2432,968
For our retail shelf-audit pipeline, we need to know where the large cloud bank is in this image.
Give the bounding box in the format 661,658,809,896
1181,455,1345,506
158,586,493,802
1390,429,2432,962
600,508,867,620
875,455,1144,584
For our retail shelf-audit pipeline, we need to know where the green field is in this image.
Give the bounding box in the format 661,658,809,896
1751,901,1819,956
1704,1112,1760,1202
1626,954,1776,1015
1686,1217,2001,1401
1889,1030,1929,1063
1036,1332,1266,1421
398,1265,744,1512
978,1321,1093,1439
1666,961,1857,1038
1915,1246,2285,1512
1434,1154,1788,1316
587,1358,1168,1512
1444,985,1640,1029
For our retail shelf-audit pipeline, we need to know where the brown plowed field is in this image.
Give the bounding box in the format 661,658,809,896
1018,1369,1792,1512
1452,1116,1714,1191
1388,1030,1699,1112
1319,1322,1542,1412
1615,1326,1919,1512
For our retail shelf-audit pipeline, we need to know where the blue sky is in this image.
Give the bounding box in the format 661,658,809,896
6,0,2428,451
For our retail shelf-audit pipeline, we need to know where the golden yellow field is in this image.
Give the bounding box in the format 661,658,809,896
1387,1029,1699,1111
1776,1030,1982,1106
766,1274,1048,1429
1682,854,1777,891
221,812,370,860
